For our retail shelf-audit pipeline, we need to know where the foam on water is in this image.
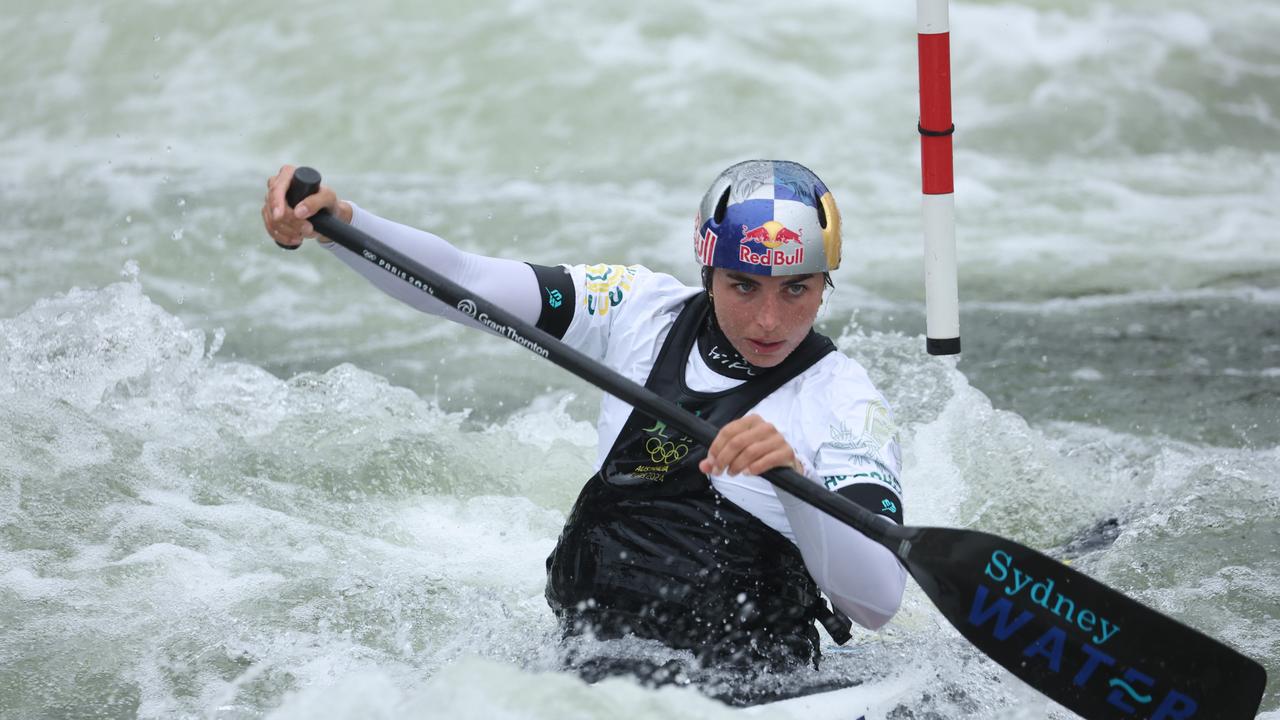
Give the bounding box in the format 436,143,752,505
0,278,586,717
264,657,749,720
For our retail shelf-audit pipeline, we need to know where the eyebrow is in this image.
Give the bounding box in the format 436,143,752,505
724,272,816,286
781,274,817,286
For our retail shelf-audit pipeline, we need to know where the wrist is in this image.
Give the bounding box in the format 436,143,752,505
336,200,354,224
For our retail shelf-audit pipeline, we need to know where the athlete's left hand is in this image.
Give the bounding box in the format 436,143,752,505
699,414,804,477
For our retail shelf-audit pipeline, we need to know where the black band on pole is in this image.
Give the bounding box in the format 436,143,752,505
926,336,961,356
918,122,956,137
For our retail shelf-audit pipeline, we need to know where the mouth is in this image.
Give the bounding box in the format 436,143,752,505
747,338,786,354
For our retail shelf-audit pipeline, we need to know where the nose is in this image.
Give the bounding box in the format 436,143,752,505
756,293,783,333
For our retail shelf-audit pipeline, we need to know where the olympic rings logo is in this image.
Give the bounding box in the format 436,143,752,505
645,437,689,464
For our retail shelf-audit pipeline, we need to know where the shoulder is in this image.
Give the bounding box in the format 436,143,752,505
794,351,889,412
788,349,902,481
558,264,699,358
566,263,697,323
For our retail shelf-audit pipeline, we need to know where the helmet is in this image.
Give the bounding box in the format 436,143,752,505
694,160,841,276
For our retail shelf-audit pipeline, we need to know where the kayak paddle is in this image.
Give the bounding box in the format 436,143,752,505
280,167,1267,719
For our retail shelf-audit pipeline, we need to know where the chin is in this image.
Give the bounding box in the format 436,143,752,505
746,346,793,367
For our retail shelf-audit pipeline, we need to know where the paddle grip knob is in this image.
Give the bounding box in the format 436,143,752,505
275,166,323,251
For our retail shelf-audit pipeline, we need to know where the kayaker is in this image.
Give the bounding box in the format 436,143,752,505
261,159,907,696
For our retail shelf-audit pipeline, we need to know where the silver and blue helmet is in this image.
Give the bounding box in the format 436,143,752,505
695,160,842,276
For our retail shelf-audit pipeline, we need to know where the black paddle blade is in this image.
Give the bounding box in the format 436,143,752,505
900,526,1266,719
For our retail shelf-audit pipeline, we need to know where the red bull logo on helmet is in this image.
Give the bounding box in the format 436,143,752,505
740,220,805,268
739,244,804,268
741,220,802,249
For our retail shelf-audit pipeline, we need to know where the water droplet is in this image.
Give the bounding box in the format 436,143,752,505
177,198,185,207
120,237,129,245
125,215,132,223
171,228,184,241
153,72,160,80
152,34,160,42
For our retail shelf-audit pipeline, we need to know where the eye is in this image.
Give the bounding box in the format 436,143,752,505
733,282,755,294
785,283,809,296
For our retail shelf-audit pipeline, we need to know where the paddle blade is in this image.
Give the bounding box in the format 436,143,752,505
900,526,1266,719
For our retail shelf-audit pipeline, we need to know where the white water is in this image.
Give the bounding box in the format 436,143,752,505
1,0,1277,717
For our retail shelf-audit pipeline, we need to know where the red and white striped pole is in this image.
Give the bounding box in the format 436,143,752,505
917,0,961,355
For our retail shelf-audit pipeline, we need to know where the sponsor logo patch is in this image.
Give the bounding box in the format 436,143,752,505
459,297,550,358
822,470,902,497
582,264,637,316
739,221,805,268
862,400,897,453
741,220,802,249
829,421,858,449
639,419,691,475
829,401,899,457
965,551,1198,716
706,344,756,376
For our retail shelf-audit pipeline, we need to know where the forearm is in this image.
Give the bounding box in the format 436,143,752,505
779,484,907,630
322,204,541,328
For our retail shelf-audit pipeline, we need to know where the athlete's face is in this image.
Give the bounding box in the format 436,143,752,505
710,269,825,368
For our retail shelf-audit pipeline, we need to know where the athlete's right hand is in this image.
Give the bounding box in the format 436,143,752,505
261,164,353,248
